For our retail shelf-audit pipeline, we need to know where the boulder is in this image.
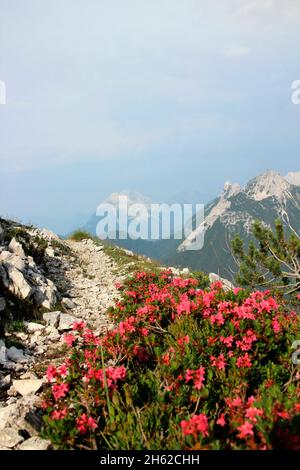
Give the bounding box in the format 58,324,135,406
29,333,44,347
0,428,24,448
25,322,45,333
5,266,33,300
26,269,45,285
12,379,43,396
0,395,42,435
18,436,51,450
44,326,60,342
0,237,57,310
6,346,30,364
58,313,77,331
0,251,26,271
33,281,57,310
45,247,55,257
123,249,134,257
20,372,38,380
43,311,61,328
61,297,76,310
27,256,37,269
9,237,25,258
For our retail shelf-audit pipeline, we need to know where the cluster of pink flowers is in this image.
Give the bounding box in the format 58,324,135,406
72,321,86,331
171,277,198,288
64,333,76,347
216,413,226,427
83,365,127,389
43,270,300,449
52,383,69,401
220,335,234,348
46,365,58,383
236,353,252,368
51,408,68,420
185,366,205,390
177,335,190,346
180,414,209,438
76,414,98,434
237,421,254,439
116,316,137,338
210,353,227,370
223,395,266,443
236,330,257,351
104,271,299,396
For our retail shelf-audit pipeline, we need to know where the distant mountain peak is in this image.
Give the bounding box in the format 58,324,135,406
222,181,242,199
245,170,292,202
285,172,300,187
177,169,300,257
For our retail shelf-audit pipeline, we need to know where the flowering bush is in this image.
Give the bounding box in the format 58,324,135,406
42,271,300,450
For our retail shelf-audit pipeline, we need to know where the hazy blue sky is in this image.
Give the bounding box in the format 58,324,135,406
0,0,300,233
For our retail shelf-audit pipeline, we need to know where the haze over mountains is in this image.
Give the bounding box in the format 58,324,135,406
80,170,300,279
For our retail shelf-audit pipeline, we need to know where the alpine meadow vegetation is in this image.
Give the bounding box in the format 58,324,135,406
41,270,300,450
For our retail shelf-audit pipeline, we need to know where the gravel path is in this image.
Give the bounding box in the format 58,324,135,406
58,239,123,332
0,237,126,450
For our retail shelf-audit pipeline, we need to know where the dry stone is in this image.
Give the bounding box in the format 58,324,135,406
43,311,61,328
6,346,30,364
12,379,43,396
0,428,24,448
18,436,51,450
58,313,77,331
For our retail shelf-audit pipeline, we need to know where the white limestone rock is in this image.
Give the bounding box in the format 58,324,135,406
0,428,24,448
42,311,61,328
58,313,77,331
12,379,43,396
25,322,45,333
8,237,26,258
18,436,51,450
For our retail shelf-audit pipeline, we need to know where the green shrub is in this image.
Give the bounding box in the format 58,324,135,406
69,230,94,242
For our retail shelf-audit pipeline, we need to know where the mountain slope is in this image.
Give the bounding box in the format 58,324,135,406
175,170,300,278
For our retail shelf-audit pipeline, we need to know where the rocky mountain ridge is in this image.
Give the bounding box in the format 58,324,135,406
178,170,300,252
0,219,125,450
